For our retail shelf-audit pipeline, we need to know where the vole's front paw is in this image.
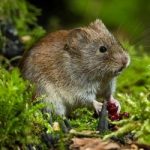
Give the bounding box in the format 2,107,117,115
93,100,103,114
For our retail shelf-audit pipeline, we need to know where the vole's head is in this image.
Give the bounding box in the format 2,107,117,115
65,19,130,79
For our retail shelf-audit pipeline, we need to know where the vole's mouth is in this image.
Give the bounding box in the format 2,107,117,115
114,66,124,76
112,53,130,76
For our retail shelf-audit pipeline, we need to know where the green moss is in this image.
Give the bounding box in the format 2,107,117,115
0,67,50,149
70,108,98,131
0,0,46,49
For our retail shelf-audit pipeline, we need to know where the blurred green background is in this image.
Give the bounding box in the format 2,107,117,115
29,0,150,51
0,0,150,52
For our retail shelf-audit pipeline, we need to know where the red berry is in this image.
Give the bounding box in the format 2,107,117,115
107,101,115,108
109,114,120,121
109,106,118,115
107,101,118,115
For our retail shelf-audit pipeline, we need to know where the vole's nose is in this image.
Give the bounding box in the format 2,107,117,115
122,53,130,68
119,54,129,72
115,53,130,75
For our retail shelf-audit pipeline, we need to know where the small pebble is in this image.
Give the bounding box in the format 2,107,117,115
52,122,60,131
131,144,138,150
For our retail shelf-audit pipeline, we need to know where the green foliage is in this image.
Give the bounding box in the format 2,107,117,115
70,108,98,131
0,0,45,48
0,67,51,149
104,89,150,145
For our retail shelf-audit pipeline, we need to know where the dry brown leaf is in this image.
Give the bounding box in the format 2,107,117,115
70,137,120,150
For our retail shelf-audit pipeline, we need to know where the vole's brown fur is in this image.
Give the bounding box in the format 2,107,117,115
20,19,130,116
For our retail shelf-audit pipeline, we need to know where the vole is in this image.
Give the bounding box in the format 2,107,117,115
20,19,130,117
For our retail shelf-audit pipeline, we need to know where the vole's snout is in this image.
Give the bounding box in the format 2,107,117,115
122,53,130,68
114,53,130,75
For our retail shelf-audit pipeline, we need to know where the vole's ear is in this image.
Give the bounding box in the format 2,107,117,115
89,19,106,31
65,28,89,50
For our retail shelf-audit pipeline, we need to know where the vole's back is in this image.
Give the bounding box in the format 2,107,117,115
21,30,70,85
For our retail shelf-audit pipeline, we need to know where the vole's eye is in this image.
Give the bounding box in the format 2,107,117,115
99,46,107,53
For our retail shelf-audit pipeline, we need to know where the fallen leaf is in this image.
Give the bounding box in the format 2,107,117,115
70,138,120,150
